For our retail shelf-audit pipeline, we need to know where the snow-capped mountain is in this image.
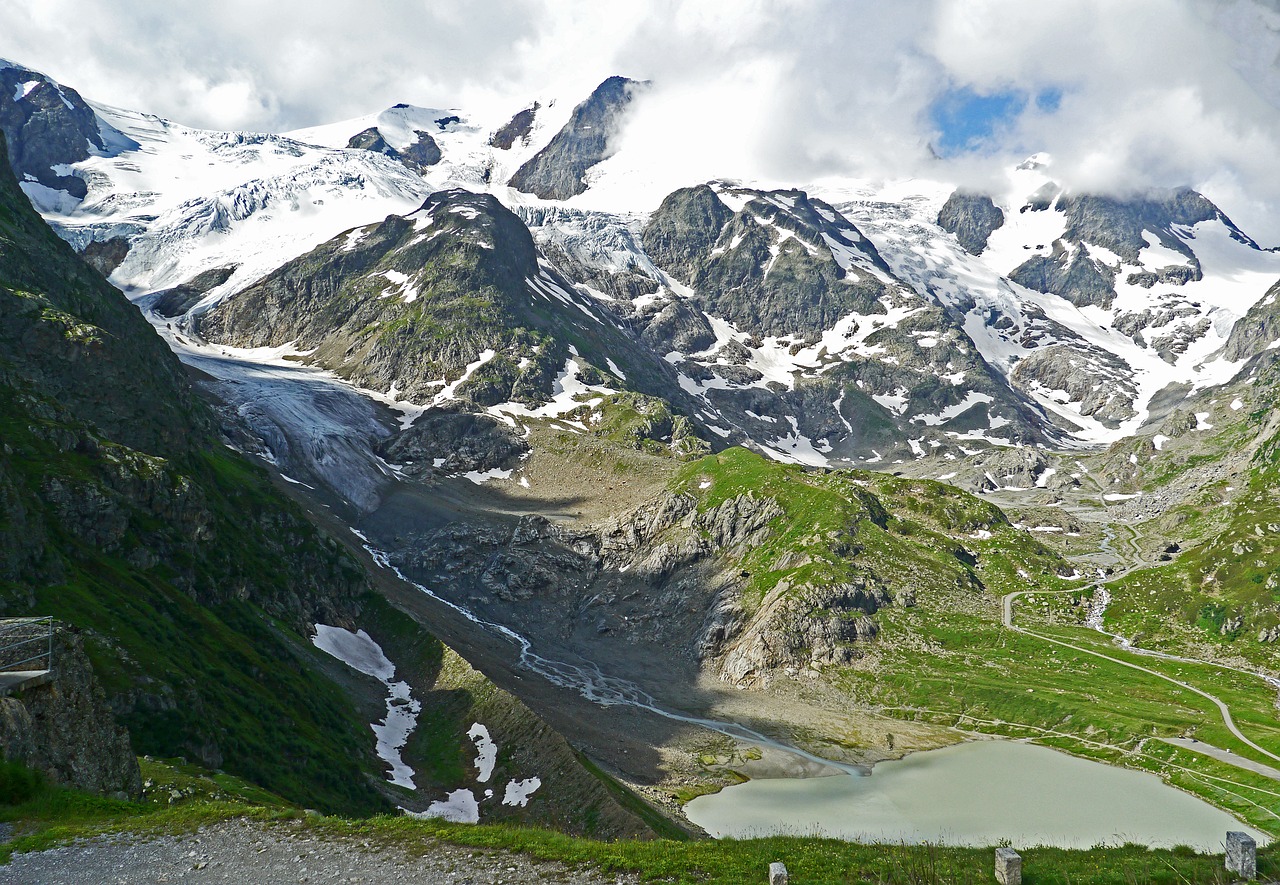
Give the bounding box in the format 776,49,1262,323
5,57,1280,468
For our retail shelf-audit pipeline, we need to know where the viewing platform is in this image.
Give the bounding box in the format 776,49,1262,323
0,617,53,696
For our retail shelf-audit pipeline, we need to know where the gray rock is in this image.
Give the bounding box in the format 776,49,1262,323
994,847,1022,885
1009,241,1117,308
508,77,646,200
643,185,892,338
1223,279,1280,362
0,624,142,798
490,103,539,149
0,63,108,200
148,266,237,318
1225,831,1256,880
378,407,529,475
347,126,440,173
1012,344,1137,427
937,190,1004,255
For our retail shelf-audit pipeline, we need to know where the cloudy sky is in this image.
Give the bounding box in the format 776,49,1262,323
4,0,1280,239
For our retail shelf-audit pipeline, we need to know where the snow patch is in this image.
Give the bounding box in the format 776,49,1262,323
312,625,421,789
468,723,497,783
502,777,542,807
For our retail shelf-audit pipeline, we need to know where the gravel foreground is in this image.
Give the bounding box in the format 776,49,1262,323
0,819,642,884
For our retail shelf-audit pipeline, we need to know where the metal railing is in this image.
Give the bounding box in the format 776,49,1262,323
0,617,53,672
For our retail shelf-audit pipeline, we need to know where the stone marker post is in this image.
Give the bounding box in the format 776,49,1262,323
769,860,788,884
1226,831,1256,880
994,847,1022,885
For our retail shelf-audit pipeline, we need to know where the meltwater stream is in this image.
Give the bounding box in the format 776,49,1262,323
170,336,1268,849
365,540,1268,850
358,539,860,774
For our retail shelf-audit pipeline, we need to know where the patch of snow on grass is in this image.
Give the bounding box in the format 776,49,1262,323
410,789,480,824
312,625,421,789
1194,412,1214,431
467,723,497,782
502,777,542,807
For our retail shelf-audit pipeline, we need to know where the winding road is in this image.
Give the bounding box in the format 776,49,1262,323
1002,588,1280,767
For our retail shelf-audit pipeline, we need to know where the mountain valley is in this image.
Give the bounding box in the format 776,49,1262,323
2,47,1280,878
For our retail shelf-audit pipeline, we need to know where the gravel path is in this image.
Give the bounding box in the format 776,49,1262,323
0,819,641,884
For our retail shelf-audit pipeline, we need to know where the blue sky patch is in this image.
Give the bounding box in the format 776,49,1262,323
931,85,1061,156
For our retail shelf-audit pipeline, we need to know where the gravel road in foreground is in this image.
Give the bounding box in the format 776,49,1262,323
0,818,641,884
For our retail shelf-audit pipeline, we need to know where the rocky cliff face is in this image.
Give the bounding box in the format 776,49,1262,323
0,624,142,799
1223,279,1280,363
381,448,1063,689
936,190,1005,255
0,129,399,813
508,76,645,200
0,61,110,201
1005,188,1228,310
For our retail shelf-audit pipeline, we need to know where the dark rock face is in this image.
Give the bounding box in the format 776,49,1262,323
347,126,394,156
937,190,1005,255
643,185,892,339
1058,189,1227,265
0,625,142,798
197,189,557,402
378,407,529,474
1007,187,1237,308
641,184,733,280
148,265,237,318
1009,242,1118,308
1012,344,1137,426
347,126,441,173
508,77,645,200
489,103,539,149
76,236,131,278
399,130,442,170
0,63,105,200
1224,279,1280,363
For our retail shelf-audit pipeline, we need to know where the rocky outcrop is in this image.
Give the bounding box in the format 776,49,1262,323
378,407,529,475
489,103,538,150
508,77,645,200
642,185,893,339
937,190,1004,255
77,236,131,278
718,580,885,684
1012,344,1137,427
149,265,237,318
347,127,441,173
1223,279,1280,363
1009,241,1117,308
0,62,107,200
0,625,142,798
1058,189,1227,265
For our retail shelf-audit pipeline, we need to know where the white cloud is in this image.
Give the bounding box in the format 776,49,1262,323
1,0,1278,239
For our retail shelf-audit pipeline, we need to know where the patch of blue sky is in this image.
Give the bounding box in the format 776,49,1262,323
931,86,1062,156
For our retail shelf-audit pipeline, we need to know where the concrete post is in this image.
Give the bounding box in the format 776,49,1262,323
768,861,788,885
994,847,1022,885
1226,831,1256,880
